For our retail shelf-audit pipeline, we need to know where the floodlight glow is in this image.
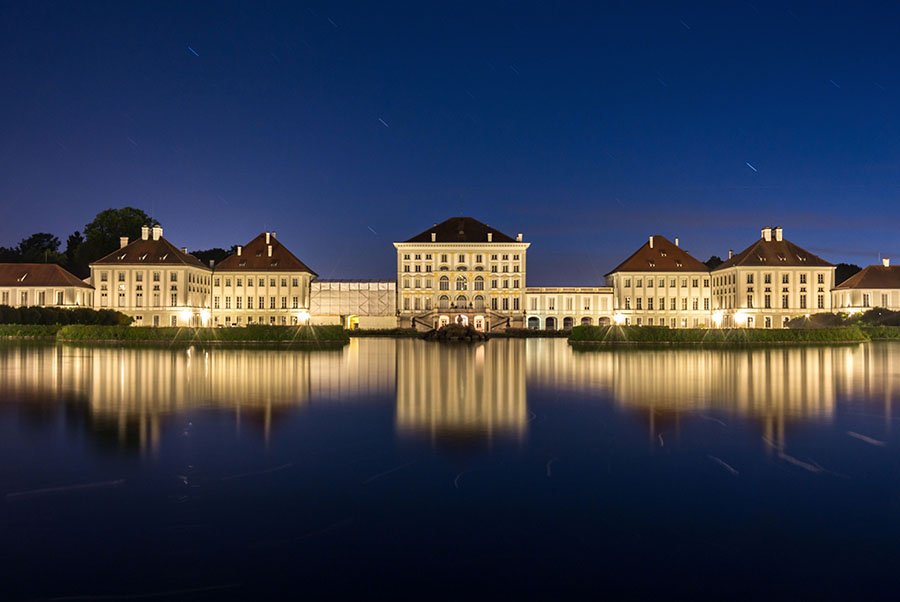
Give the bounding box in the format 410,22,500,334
712,310,723,327
733,310,748,327
180,309,193,324
200,309,211,326
296,309,310,324
613,312,626,325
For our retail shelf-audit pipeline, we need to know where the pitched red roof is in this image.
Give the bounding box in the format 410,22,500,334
715,235,832,270
835,265,900,289
404,217,518,243
0,263,92,288
605,235,708,276
92,236,207,268
215,233,317,275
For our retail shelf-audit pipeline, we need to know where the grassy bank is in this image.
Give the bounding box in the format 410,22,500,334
0,324,62,339
348,328,420,338
488,328,570,338
56,324,350,346
862,326,900,340
569,325,870,346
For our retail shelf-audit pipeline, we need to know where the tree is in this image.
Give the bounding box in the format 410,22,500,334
835,263,862,286
704,255,724,270
16,232,63,263
73,207,152,276
191,247,234,267
0,246,20,262
65,230,84,268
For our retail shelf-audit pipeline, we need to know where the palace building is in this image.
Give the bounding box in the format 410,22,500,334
833,258,900,313
211,231,316,327
393,217,530,331
0,263,93,308
605,235,712,328
525,286,614,330
89,224,212,327
712,227,835,328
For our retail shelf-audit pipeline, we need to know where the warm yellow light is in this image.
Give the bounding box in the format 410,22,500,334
179,309,193,324
200,309,211,326
613,312,626,325
733,310,748,327
712,310,723,327
296,309,310,324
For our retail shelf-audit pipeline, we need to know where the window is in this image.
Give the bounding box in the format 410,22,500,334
681,298,688,311
782,294,789,309
764,294,771,309
170,272,177,282
225,297,232,309
513,298,520,311
746,274,754,284
439,276,449,291
818,295,825,309
764,274,771,284
281,297,287,309
236,297,242,309
259,296,265,309
782,274,789,284
474,277,484,290
703,298,709,311
247,297,253,309
624,297,631,310
456,277,467,291
817,273,824,284
118,272,125,282
292,297,299,309
800,295,807,309
269,297,275,309
636,298,642,310
670,298,676,311
692,298,699,310
236,278,243,287
647,298,654,310
170,293,177,306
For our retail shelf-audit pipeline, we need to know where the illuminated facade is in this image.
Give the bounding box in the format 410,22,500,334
833,258,900,313
712,227,835,328
0,263,93,308
89,225,212,327
211,231,316,326
605,235,713,328
524,286,614,330
394,217,530,331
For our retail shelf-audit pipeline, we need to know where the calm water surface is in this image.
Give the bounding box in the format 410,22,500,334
2,339,899,599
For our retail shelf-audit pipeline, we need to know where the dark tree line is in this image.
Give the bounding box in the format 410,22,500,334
0,207,153,278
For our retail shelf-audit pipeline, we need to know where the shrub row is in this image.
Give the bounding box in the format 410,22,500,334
348,328,421,337
0,324,61,338
569,325,870,345
861,326,900,340
0,305,131,326
56,324,350,344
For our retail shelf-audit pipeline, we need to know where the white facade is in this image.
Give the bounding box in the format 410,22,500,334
310,280,398,329
833,258,900,313
0,264,93,308
525,286,613,330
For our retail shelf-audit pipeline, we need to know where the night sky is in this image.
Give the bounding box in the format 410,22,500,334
2,1,899,284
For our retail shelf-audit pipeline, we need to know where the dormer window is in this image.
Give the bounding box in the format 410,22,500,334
648,260,656,267
256,251,262,257
159,253,168,261
659,250,667,257
271,260,279,267
139,253,148,261
118,253,127,260
17,273,27,282
675,261,683,268
239,260,246,267
777,254,786,262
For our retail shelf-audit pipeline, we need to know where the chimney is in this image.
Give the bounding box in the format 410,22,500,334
516,233,523,242
271,231,276,239
431,232,436,242
487,232,493,242
649,236,654,249
762,227,772,241
151,225,163,241
237,246,242,256
181,247,188,254
675,237,680,247
209,259,215,268
141,225,150,240
883,257,891,268
267,245,272,257
119,236,129,249
774,226,783,242
265,232,271,244
728,249,734,259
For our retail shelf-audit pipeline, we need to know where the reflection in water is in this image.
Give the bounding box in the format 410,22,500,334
395,339,527,441
527,340,898,447
0,340,897,453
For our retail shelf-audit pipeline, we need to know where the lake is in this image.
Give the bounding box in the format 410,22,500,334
2,339,899,599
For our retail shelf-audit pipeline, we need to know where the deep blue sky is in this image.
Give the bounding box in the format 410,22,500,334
2,1,899,284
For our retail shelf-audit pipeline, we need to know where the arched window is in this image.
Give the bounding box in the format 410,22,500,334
456,295,468,308
528,317,540,330
474,295,484,310
439,276,449,291
474,276,484,291
438,295,450,309
545,317,557,330
456,276,467,291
